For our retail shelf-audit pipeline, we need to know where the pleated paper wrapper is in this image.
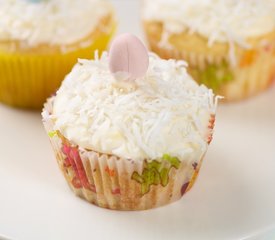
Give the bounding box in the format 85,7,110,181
0,16,116,109
144,22,275,101
42,98,215,210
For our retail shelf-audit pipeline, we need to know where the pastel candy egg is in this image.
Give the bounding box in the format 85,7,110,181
109,33,149,80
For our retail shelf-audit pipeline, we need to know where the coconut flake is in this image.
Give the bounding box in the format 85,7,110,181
0,0,113,47
52,52,218,161
143,0,275,65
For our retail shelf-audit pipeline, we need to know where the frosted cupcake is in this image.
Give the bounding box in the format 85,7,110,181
0,0,116,109
143,0,275,101
42,34,219,210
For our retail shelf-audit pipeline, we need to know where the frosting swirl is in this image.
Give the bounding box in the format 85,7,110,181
143,0,275,47
51,52,218,161
0,0,113,46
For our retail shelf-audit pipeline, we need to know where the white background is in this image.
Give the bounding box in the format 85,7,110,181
0,0,275,239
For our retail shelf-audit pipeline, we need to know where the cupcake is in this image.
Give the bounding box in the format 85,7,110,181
42,34,219,210
142,0,275,101
0,0,116,109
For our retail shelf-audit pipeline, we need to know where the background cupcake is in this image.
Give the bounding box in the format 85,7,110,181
42,34,219,210
0,0,116,109
142,0,275,101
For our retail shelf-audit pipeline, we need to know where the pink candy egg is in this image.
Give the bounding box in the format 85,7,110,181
109,33,149,80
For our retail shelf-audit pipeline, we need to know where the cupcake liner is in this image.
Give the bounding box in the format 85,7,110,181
0,19,116,109
144,22,275,101
42,98,215,210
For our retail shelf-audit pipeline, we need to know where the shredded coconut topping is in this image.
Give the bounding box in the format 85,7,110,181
143,0,275,61
143,0,275,44
52,52,218,161
0,0,113,46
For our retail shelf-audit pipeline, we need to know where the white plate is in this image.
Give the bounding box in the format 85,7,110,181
0,1,275,239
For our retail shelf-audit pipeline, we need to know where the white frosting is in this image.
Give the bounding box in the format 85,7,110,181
0,0,113,46
143,0,275,47
52,52,218,161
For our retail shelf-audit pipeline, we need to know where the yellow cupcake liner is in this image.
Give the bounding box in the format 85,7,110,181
144,21,275,101
0,20,116,109
42,98,215,210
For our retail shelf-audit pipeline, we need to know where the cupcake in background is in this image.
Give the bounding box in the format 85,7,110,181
42,34,219,210
0,0,116,109
142,0,275,101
